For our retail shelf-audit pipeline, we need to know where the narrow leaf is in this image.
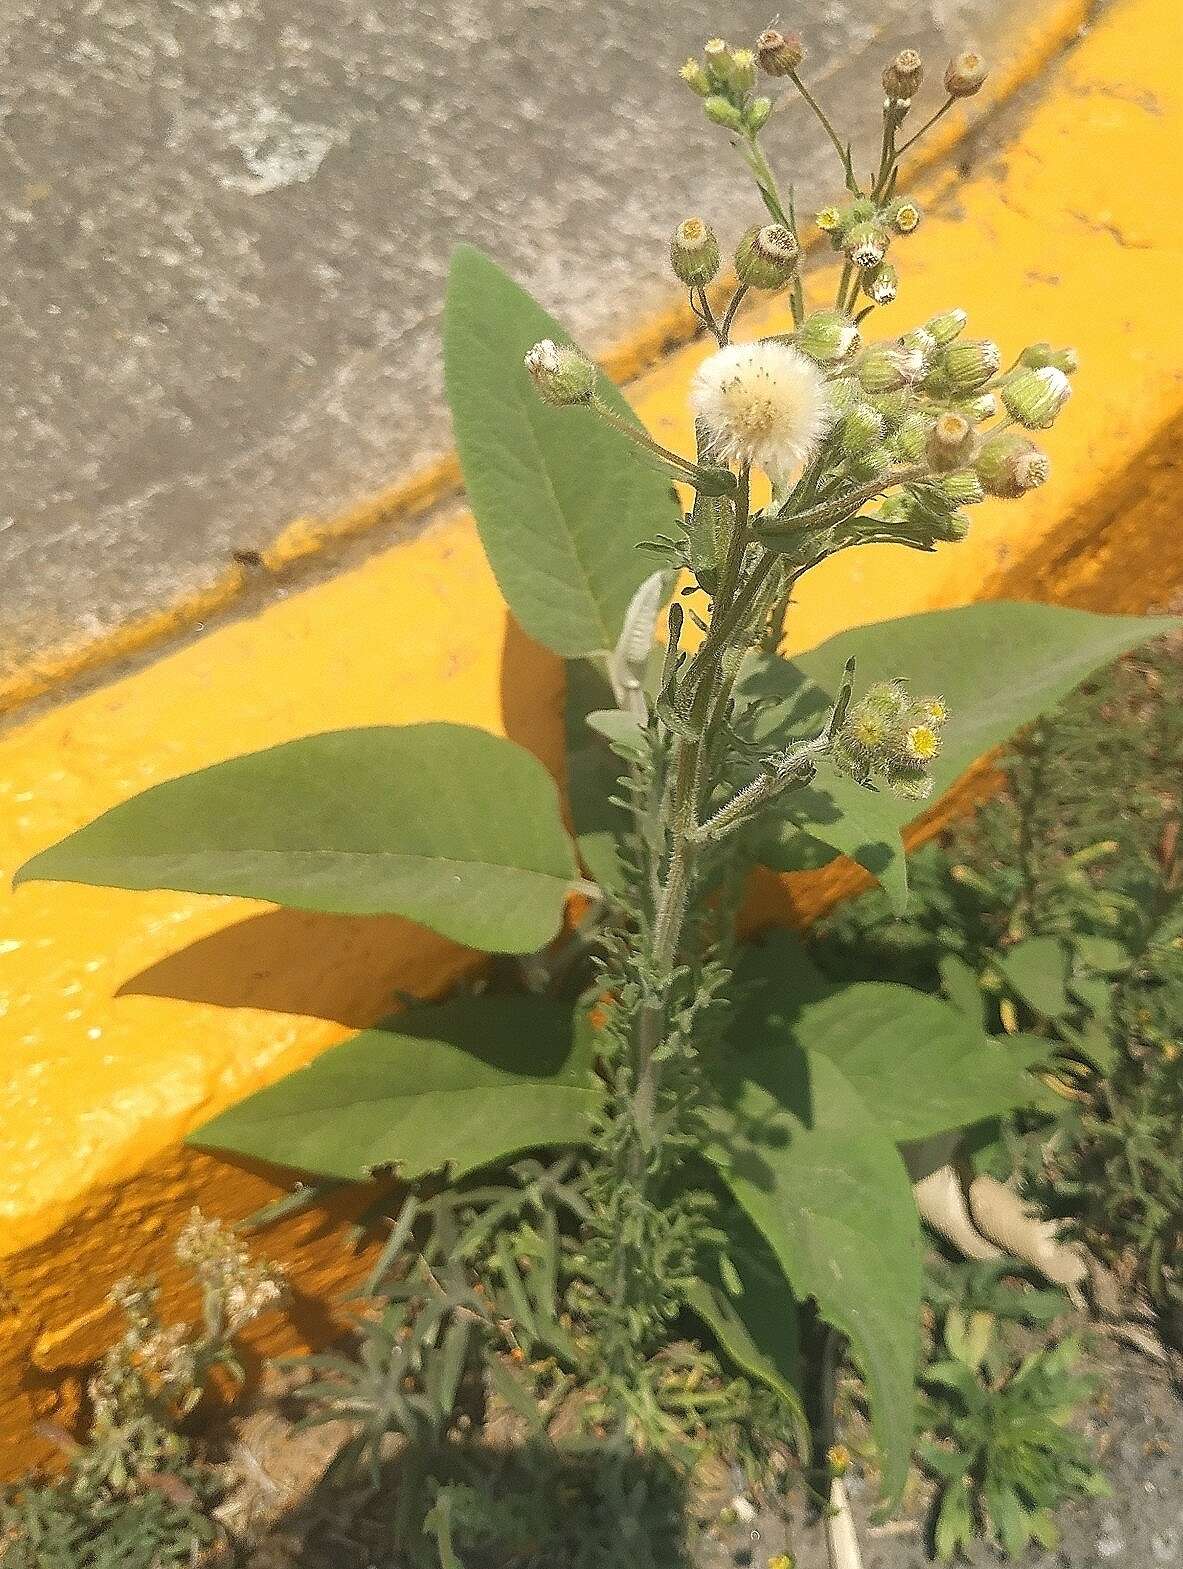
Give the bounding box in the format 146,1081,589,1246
444,245,678,656
16,724,577,954
191,995,602,1181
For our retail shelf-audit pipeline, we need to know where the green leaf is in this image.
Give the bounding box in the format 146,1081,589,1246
731,936,1044,1143
705,1037,922,1508
191,995,602,1181
682,1210,807,1446
740,602,1178,909
444,245,678,657
15,724,577,955
994,936,1073,1018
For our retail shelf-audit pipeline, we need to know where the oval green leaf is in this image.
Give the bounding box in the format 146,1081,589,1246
444,244,678,657
15,723,577,954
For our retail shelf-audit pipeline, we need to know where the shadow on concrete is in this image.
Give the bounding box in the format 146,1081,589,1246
116,907,466,1027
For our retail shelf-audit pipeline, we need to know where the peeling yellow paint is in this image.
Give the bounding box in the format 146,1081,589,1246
1,0,1181,1477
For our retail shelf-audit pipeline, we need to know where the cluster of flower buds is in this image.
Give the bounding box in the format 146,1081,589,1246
786,305,1076,537
833,681,948,800
680,36,774,135
816,194,923,298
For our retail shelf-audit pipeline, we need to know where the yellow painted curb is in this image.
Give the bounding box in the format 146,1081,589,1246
2,0,1182,1477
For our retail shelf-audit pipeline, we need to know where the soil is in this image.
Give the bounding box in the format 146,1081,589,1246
219,1337,1181,1568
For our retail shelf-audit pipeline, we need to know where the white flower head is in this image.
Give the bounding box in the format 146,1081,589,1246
691,340,830,487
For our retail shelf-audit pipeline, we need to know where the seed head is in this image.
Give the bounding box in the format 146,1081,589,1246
945,50,988,98
691,340,831,486
756,28,804,76
670,218,720,288
735,223,800,289
524,339,597,406
883,49,924,101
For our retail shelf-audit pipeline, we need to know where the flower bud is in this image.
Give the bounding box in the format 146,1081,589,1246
735,223,800,289
940,338,1001,394
957,391,997,421
857,344,922,393
865,262,899,304
1020,342,1079,375
745,95,773,133
815,205,844,236
847,443,894,482
679,58,712,97
945,50,988,98
892,411,933,463
837,402,887,454
844,220,889,270
925,308,968,348
704,95,746,131
1001,365,1071,428
974,431,1051,497
926,410,978,471
883,49,924,101
900,326,938,368
885,766,936,800
796,309,860,363
824,376,862,417
913,694,949,727
727,47,758,94
670,218,720,287
885,198,922,235
703,38,732,86
757,28,804,76
935,468,985,507
868,387,913,430
524,339,596,406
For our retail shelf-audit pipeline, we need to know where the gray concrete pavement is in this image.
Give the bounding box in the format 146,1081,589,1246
0,0,1033,685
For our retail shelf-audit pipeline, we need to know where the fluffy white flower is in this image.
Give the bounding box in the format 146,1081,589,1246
690,340,830,486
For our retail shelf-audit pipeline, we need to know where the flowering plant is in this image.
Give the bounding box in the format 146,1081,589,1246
16,22,1173,1547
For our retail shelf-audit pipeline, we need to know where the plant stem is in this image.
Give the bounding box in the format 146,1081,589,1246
628,468,752,1159
787,70,859,193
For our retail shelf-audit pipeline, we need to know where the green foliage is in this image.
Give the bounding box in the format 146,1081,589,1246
920,1312,1107,1561
0,1478,217,1569
813,634,1183,1342
444,245,679,657
16,724,578,954
194,996,603,1181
